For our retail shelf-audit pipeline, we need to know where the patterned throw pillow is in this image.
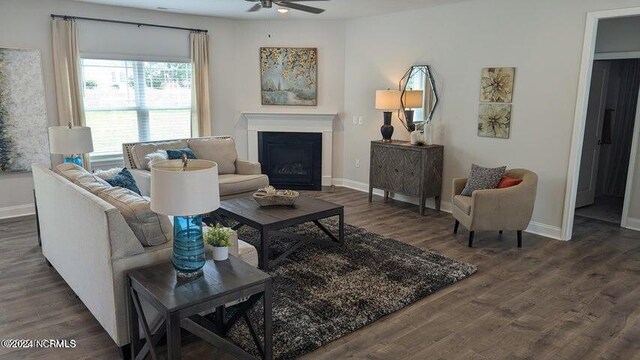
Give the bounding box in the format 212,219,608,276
105,168,142,195
166,147,197,160
461,164,506,196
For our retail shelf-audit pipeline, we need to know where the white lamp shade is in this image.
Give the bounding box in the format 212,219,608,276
402,90,424,109
375,90,402,110
48,126,94,154
150,159,221,216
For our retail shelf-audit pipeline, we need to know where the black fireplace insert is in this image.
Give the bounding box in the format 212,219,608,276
258,132,322,190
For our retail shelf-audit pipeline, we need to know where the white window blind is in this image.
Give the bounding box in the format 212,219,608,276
81,58,192,157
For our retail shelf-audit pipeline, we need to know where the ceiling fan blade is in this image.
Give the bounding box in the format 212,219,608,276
275,1,325,14
283,0,328,2
247,3,262,12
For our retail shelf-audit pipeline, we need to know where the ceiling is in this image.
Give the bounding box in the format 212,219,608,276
73,0,469,20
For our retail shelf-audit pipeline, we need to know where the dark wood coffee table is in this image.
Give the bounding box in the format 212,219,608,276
128,257,272,360
213,195,344,270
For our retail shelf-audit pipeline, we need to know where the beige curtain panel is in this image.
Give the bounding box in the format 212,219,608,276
51,19,90,168
190,32,212,137
51,19,85,127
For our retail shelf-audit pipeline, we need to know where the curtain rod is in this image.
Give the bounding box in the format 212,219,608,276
50,14,208,33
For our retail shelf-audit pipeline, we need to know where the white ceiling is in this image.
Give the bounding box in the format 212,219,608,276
73,0,469,20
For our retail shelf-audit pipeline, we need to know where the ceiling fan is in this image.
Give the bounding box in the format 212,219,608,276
245,0,327,14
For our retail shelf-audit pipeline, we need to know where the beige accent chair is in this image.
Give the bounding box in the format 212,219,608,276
451,169,538,248
122,136,269,199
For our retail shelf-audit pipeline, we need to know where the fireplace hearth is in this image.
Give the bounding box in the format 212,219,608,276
258,132,322,190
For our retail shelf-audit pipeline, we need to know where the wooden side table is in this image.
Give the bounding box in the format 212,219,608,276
128,257,272,360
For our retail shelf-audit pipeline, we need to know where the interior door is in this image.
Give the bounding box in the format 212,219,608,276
576,61,610,208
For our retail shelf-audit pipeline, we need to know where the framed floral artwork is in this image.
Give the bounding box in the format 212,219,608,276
260,47,317,106
478,103,511,139
480,67,515,103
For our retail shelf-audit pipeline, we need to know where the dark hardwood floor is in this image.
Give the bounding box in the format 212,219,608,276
1,187,640,359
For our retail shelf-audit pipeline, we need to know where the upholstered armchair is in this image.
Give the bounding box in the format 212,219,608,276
451,169,538,248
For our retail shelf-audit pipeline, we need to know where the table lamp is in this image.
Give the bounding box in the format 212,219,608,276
48,123,94,167
402,90,424,131
151,157,220,279
375,89,402,142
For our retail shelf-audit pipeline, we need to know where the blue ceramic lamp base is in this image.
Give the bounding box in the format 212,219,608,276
64,155,84,167
172,215,206,279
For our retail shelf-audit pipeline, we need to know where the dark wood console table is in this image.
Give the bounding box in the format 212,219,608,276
369,140,443,215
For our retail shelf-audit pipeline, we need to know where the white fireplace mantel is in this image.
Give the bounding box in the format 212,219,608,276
243,112,338,186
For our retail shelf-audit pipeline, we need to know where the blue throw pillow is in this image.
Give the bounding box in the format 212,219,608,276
166,147,197,160
105,168,142,195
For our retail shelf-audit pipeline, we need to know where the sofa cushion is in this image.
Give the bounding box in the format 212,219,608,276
188,138,238,174
218,174,269,196
94,167,123,180
131,140,188,170
453,195,473,215
96,186,172,246
55,163,112,193
461,164,506,196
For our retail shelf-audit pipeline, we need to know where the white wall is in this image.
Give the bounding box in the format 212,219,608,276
229,20,346,178
342,0,640,236
0,0,235,218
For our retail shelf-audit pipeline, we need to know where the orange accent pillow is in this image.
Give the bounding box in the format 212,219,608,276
497,175,522,189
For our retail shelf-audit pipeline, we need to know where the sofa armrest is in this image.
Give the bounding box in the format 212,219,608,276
452,177,468,198
129,169,151,197
236,159,262,175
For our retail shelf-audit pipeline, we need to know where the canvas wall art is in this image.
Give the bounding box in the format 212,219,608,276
0,48,50,172
480,67,515,103
478,103,511,139
260,47,317,106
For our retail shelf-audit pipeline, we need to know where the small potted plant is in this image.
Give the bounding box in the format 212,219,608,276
204,224,233,261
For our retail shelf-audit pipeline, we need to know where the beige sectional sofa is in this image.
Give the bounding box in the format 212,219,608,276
122,136,269,199
32,163,259,349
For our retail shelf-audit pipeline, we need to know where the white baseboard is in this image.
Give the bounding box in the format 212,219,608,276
333,177,561,240
0,203,35,220
333,177,452,213
526,221,563,240
624,217,640,231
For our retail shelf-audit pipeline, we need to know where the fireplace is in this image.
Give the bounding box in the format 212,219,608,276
258,132,322,190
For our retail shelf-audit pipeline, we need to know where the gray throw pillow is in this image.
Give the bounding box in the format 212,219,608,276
461,164,506,196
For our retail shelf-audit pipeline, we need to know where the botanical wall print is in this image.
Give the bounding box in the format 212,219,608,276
480,67,515,103
478,103,511,139
0,48,50,172
260,47,317,106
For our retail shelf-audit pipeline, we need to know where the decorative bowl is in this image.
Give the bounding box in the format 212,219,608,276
253,186,299,207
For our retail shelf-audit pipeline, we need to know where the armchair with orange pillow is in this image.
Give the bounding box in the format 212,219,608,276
451,168,538,247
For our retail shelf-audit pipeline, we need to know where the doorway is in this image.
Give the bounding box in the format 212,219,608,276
563,9,640,240
575,59,640,225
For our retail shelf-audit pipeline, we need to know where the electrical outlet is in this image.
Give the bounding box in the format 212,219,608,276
355,158,360,168
358,116,364,125
352,115,358,125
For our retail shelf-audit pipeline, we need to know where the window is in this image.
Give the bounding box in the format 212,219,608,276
81,59,192,157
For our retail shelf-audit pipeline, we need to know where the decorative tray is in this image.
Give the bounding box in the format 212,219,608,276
253,186,299,206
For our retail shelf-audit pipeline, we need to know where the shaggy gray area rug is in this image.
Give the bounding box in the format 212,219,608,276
226,219,477,359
